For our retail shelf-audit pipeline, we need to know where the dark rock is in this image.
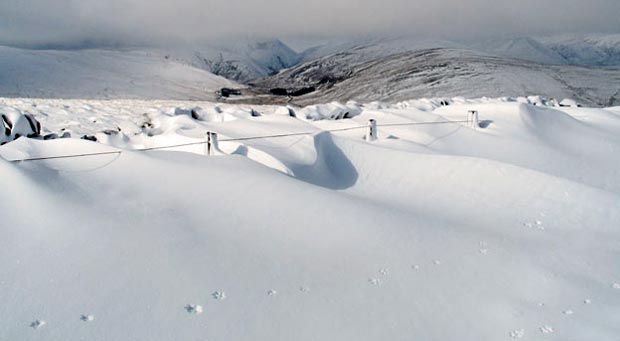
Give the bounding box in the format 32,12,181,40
270,88,289,96
219,88,242,97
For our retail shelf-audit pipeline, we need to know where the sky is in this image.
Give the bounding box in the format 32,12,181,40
1,0,620,49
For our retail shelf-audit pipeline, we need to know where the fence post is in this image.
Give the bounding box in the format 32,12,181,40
366,119,377,142
211,132,219,155
468,110,479,129
205,131,220,156
205,132,211,156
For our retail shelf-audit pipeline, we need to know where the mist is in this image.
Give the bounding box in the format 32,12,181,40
1,0,620,48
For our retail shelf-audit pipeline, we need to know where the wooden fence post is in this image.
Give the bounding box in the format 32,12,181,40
468,110,479,128
206,131,221,156
366,119,377,142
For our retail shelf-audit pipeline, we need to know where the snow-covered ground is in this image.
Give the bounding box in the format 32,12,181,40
1,96,619,340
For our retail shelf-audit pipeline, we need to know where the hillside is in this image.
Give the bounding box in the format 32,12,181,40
253,48,620,107
0,46,239,100
158,39,301,83
539,34,620,66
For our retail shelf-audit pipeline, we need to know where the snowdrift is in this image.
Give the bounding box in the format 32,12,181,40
1,97,620,341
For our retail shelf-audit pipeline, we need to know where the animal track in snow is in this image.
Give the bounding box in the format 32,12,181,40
267,290,278,297
212,291,226,300
563,310,574,315
479,241,489,255
379,268,389,276
368,278,382,286
185,304,203,314
612,282,620,289
540,325,554,334
30,320,46,329
584,299,592,304
509,329,525,338
412,265,420,270
80,314,95,322
433,260,442,265
523,220,545,230
299,286,310,293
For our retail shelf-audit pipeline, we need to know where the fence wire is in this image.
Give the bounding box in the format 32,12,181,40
5,119,470,163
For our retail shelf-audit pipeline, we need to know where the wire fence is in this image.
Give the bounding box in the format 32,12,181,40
5,119,471,163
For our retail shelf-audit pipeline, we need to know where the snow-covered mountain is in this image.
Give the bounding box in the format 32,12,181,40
0,39,301,100
471,37,568,65
254,48,620,106
0,46,239,100
2,35,620,104
302,35,620,67
300,36,462,63
159,39,301,83
538,34,620,66
473,34,620,66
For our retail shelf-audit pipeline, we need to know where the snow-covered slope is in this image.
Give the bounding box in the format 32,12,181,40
472,37,568,65
0,46,240,100
302,35,620,67
538,34,620,66
255,48,620,106
300,36,462,63
159,39,301,83
1,97,619,340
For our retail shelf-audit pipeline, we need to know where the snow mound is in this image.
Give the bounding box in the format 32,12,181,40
298,102,363,121
1,97,620,341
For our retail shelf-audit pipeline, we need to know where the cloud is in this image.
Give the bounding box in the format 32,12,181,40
1,0,619,47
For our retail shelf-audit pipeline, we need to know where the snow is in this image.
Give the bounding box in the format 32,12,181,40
471,37,567,65
538,34,620,66
1,96,620,340
0,46,239,100
153,39,301,83
303,34,620,67
264,48,620,107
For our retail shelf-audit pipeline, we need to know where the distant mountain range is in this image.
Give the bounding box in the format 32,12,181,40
253,47,620,106
1,34,619,105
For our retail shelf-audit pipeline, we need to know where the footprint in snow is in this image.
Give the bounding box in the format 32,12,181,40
412,265,420,270
185,304,203,315
267,290,278,297
540,325,554,334
612,283,620,290
299,286,310,293
80,314,95,322
479,248,489,255
30,320,46,329
563,310,574,315
584,299,592,304
379,268,389,276
434,260,442,265
509,329,525,338
212,291,226,300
